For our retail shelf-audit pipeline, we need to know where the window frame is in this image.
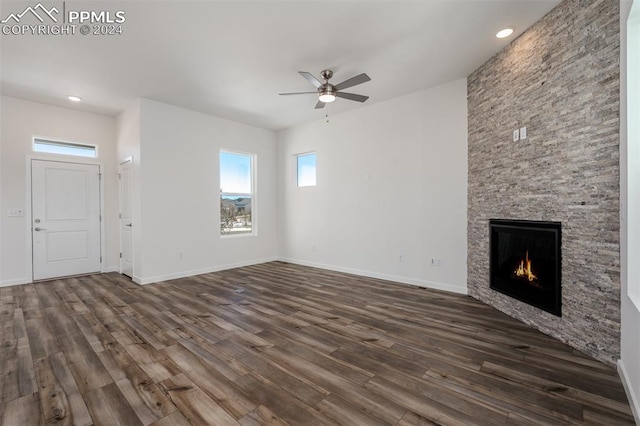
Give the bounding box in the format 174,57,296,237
627,3,640,309
32,137,98,158
296,151,317,187
219,149,256,238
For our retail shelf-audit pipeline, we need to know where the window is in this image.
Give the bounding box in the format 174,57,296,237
220,151,254,236
33,138,97,158
297,152,316,187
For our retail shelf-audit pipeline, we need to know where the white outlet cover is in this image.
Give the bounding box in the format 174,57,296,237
512,129,519,142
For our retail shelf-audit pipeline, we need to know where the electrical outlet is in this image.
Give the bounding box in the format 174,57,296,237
399,255,404,262
431,257,443,267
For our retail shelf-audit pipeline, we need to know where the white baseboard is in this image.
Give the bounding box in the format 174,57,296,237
278,257,468,295
0,277,31,287
618,359,640,425
2,258,467,296
0,258,279,287
136,257,279,285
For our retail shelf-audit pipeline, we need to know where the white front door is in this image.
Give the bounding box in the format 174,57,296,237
119,159,133,278
31,160,101,281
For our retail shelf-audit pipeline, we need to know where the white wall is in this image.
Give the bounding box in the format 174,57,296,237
277,79,468,294
0,96,118,285
134,99,278,284
620,0,640,422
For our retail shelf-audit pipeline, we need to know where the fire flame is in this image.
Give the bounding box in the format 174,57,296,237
514,251,538,282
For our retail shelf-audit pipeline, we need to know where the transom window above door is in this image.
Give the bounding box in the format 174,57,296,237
33,138,97,158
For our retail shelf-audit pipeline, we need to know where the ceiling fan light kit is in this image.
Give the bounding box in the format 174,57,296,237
318,91,336,103
279,69,370,109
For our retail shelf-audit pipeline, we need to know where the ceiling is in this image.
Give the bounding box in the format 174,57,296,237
0,0,560,131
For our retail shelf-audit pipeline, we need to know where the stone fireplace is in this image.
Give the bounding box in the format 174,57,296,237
466,0,620,364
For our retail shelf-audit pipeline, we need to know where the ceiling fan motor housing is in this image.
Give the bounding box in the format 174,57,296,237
319,85,336,97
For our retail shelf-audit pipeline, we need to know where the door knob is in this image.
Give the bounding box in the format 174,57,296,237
34,227,46,231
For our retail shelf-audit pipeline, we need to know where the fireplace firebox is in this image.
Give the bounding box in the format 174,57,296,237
489,219,561,316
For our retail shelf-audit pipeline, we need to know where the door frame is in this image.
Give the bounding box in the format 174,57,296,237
26,154,106,282
118,156,134,277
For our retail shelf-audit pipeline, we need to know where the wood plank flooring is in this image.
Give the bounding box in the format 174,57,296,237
0,261,635,425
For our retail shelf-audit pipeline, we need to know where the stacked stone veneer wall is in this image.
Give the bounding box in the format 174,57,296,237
467,0,620,364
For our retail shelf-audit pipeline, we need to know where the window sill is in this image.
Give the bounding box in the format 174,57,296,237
220,233,255,239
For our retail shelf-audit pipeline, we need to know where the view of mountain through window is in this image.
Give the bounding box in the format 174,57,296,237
220,151,254,236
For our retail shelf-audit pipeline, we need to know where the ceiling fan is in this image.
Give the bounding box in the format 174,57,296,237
279,69,371,109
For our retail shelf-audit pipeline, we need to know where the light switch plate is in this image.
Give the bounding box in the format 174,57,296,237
513,129,520,142
520,126,527,140
8,208,24,217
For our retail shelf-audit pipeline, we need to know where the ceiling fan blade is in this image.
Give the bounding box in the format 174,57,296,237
279,92,317,95
334,73,371,91
335,92,369,102
315,100,326,109
299,71,323,88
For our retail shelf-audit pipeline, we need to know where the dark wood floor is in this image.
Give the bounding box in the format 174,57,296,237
0,262,634,425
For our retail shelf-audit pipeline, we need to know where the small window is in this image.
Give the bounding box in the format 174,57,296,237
33,138,97,158
297,152,316,187
220,151,254,236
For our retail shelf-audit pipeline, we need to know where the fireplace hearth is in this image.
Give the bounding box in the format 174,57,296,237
489,219,561,316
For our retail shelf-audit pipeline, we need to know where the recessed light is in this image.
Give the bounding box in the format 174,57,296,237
68,95,82,102
496,27,515,38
